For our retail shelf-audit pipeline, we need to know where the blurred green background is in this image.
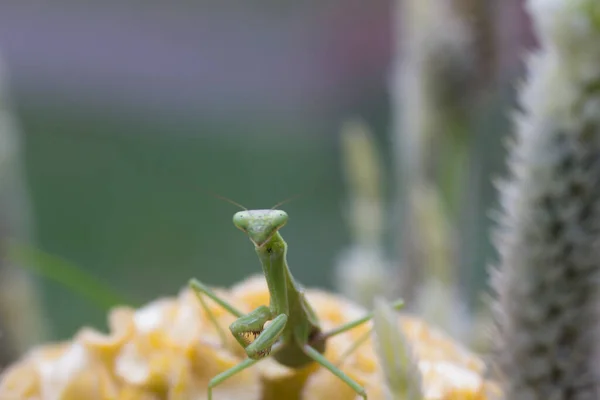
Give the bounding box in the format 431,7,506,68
21,103,381,339
0,0,531,345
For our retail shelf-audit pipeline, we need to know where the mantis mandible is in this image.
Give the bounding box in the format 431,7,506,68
189,207,404,399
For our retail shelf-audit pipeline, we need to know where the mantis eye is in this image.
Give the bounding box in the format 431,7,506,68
233,211,250,231
271,211,288,229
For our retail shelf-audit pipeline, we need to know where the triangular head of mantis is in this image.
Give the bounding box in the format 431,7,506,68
233,210,289,247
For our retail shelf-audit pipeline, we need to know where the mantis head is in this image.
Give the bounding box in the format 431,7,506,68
233,210,289,247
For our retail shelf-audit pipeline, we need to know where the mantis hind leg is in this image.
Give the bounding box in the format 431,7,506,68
189,278,244,344
302,344,367,399
318,298,404,340
315,298,404,365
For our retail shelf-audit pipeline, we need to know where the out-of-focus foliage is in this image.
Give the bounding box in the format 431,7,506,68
0,55,47,364
334,119,394,308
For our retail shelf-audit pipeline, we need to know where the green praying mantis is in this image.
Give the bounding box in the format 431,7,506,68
189,207,404,399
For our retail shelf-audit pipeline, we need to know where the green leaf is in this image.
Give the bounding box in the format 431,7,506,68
7,241,136,311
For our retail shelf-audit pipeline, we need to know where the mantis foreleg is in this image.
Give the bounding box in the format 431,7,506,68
242,313,287,359
190,278,289,398
229,307,288,360
190,278,288,359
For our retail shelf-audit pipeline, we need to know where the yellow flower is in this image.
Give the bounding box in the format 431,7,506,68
0,275,498,399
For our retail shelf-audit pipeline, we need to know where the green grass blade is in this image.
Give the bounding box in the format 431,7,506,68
7,241,136,310
372,297,423,400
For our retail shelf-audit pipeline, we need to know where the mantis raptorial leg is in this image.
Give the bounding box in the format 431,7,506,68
190,209,405,399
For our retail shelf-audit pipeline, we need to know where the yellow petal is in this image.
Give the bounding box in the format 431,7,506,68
76,307,136,365
0,359,40,399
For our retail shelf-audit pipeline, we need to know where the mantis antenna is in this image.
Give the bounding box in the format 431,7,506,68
270,191,311,210
206,191,248,211
270,180,335,210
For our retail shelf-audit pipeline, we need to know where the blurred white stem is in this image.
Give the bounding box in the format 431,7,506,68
0,58,48,362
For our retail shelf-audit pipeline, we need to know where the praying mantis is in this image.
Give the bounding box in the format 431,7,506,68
189,207,404,399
